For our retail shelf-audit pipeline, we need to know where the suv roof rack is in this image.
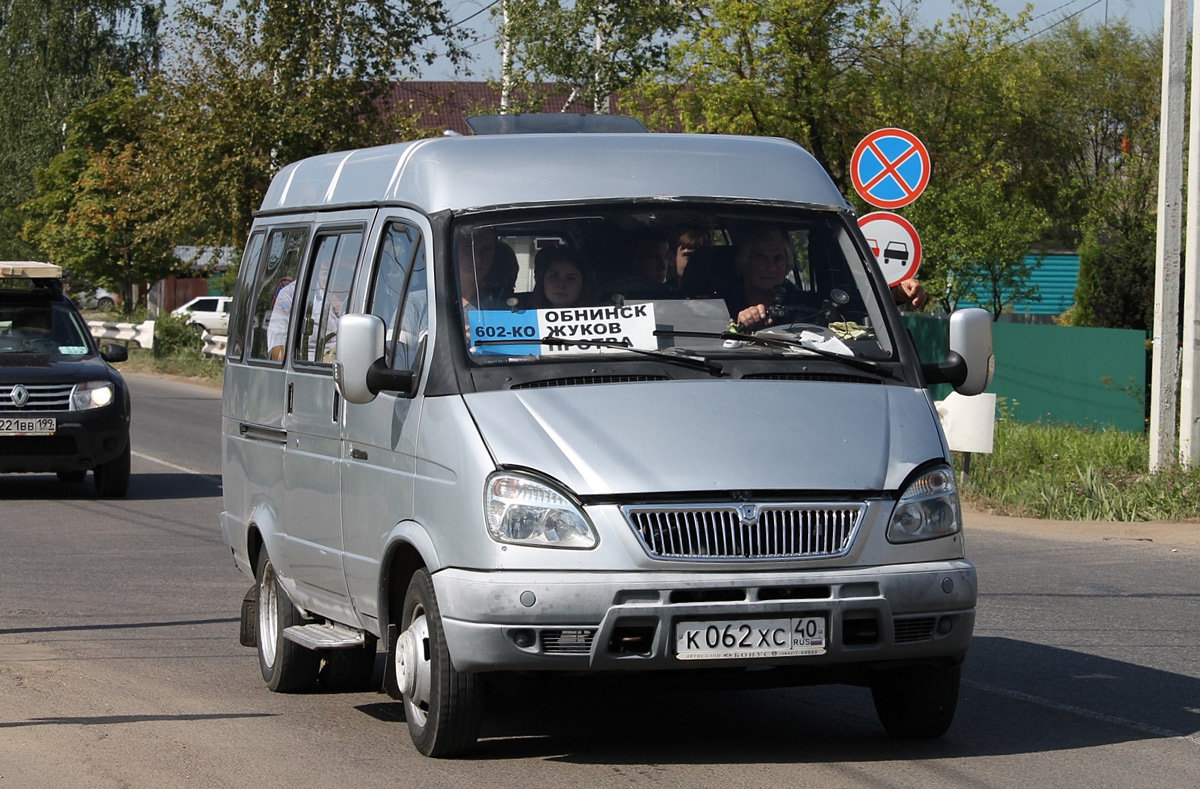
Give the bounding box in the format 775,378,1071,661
465,113,649,135
0,261,63,279
0,261,65,296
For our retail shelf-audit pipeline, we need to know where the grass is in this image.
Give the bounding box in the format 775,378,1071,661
120,347,225,386
960,420,1200,522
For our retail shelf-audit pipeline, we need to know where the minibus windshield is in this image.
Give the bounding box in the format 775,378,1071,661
455,208,895,366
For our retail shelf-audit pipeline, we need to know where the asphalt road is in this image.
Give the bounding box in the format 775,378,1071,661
0,373,1197,787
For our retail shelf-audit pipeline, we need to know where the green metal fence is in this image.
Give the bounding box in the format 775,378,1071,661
904,315,1147,432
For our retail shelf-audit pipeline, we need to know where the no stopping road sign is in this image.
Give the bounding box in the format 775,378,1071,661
851,128,931,210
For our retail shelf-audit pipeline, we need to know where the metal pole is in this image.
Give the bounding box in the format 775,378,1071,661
1151,0,1186,471
1182,0,1200,467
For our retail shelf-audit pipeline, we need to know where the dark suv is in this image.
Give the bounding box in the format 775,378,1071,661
0,263,131,497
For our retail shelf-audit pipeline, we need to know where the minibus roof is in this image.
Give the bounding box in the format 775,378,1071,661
258,133,851,215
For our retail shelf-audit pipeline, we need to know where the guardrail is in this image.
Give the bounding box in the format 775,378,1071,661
86,320,227,358
88,320,154,350
202,331,227,357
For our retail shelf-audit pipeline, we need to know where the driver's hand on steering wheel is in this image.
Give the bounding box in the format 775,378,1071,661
736,304,771,331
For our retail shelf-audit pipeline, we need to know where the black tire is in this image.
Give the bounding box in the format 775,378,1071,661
255,550,319,692
93,442,131,498
871,663,961,739
394,569,482,757
318,639,378,692
188,322,205,335
97,297,115,310
56,470,86,483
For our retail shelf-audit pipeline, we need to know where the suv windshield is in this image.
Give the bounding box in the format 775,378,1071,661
456,207,894,368
0,300,93,356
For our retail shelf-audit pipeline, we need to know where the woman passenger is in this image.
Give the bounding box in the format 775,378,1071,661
527,246,592,309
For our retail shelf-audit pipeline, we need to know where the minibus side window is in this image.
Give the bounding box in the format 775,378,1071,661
295,230,362,365
248,226,308,363
367,222,427,370
227,231,265,362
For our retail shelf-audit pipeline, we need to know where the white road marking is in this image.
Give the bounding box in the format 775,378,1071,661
965,678,1200,745
131,450,221,482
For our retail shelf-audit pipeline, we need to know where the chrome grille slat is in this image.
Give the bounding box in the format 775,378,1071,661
624,503,864,561
0,383,74,412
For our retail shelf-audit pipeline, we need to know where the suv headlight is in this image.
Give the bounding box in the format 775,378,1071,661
485,472,597,549
887,465,962,543
72,380,114,411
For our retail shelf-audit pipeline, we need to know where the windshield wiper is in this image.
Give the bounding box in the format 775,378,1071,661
474,336,724,377
654,329,888,376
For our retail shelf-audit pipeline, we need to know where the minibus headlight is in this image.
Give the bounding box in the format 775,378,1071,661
887,465,961,543
72,380,115,411
485,473,597,549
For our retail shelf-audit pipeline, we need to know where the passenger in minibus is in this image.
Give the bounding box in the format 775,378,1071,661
526,245,592,309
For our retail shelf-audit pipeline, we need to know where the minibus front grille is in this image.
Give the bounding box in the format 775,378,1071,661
511,375,668,389
622,503,864,561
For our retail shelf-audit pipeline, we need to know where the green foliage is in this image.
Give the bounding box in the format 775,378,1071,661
151,310,205,357
501,0,688,113
635,0,882,189
20,77,179,314
0,0,163,259
145,0,463,248
961,421,1200,521
905,171,1048,315
1072,162,1157,329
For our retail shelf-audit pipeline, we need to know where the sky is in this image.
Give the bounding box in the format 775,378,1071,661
423,0,1168,80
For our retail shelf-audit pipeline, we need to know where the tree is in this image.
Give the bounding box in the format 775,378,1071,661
905,170,1047,316
501,0,688,113
146,0,468,249
1072,157,1157,330
634,0,887,190
0,0,162,259
20,78,178,312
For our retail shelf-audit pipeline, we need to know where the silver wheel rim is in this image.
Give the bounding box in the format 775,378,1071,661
396,606,432,727
258,562,279,668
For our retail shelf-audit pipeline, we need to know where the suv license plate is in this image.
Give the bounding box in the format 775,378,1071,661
0,417,56,436
676,616,826,660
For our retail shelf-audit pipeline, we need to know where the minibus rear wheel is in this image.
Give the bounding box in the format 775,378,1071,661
255,550,319,692
395,569,482,757
871,662,960,738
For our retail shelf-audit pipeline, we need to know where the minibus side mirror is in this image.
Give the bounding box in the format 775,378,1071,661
333,313,415,404
921,308,994,396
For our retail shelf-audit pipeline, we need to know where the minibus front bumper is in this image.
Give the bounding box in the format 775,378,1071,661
433,560,976,673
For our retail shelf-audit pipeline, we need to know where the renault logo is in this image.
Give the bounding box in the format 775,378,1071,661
11,384,29,408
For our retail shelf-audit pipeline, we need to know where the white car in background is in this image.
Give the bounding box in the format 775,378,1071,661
172,296,232,335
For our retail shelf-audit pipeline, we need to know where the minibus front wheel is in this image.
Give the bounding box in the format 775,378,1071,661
395,569,482,757
871,662,960,738
255,551,319,692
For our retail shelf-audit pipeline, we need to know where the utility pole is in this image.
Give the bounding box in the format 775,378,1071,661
1150,0,1186,472
1183,0,1200,466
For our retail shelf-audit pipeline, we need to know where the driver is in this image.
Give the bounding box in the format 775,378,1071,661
728,226,927,332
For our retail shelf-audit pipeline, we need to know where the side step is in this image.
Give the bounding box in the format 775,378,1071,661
282,622,367,650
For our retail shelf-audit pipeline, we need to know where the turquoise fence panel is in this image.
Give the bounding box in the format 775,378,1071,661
904,315,1146,431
